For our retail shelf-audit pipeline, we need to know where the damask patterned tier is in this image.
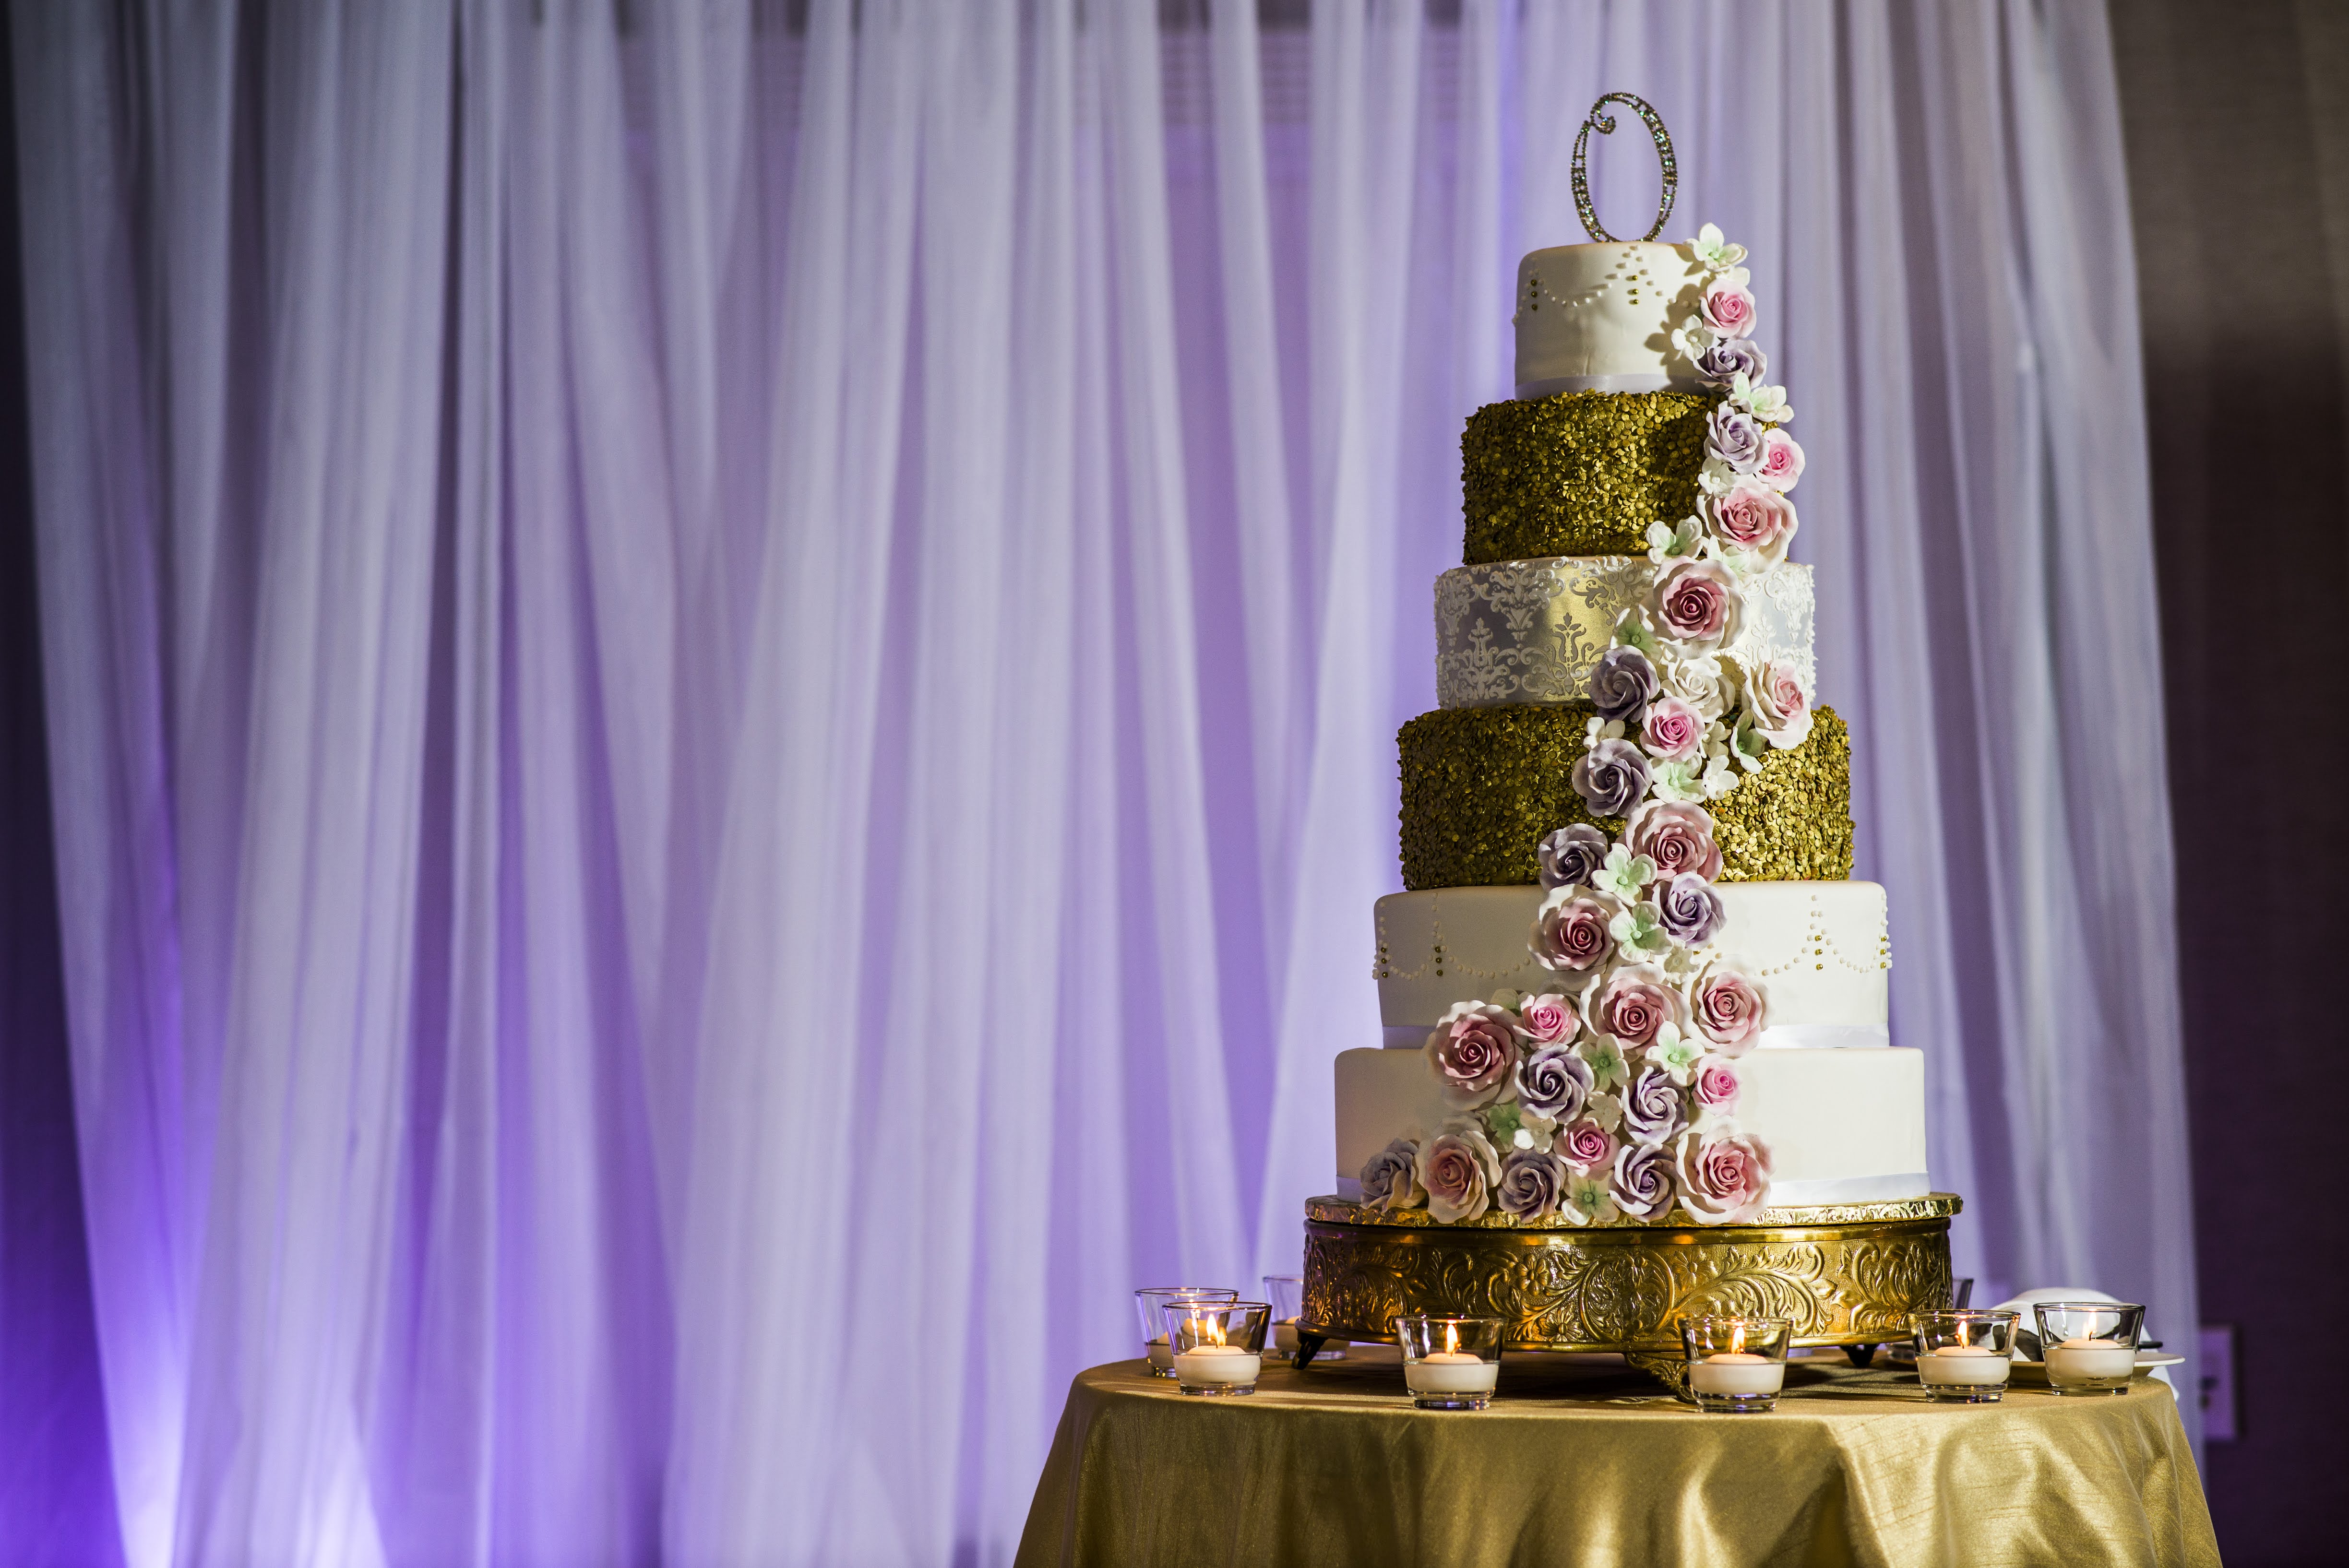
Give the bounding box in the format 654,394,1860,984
1435,556,1814,709
1460,390,1717,564
1397,704,1853,889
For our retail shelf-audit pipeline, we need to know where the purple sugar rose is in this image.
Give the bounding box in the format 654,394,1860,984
1571,739,1652,819
1610,1140,1677,1220
1619,1062,1689,1147
1538,823,1612,891
1706,404,1765,473
1588,646,1659,726
1359,1137,1426,1211
1516,1046,1596,1124
1694,338,1766,387
1496,1148,1569,1221
1657,872,1725,946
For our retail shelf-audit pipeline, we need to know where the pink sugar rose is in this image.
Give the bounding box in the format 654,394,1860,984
1556,1115,1617,1172
1595,964,1687,1050
1693,1056,1742,1116
1756,428,1805,492
1424,1001,1520,1109
1741,661,1813,750
1699,279,1757,339
1518,993,1579,1044
1641,695,1705,763
1673,1129,1775,1224
1650,560,1742,650
1625,800,1724,882
1531,890,1620,974
1693,967,1768,1055
1707,480,1798,561
1416,1121,1502,1224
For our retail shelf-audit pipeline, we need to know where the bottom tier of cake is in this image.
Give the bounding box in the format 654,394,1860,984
1335,1044,1929,1211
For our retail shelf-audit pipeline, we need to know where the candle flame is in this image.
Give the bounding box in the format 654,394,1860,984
1207,1319,1227,1348
1443,1322,1458,1355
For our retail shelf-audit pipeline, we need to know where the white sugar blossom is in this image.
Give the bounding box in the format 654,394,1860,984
1731,717,1769,773
1698,457,1739,497
1731,372,1793,424
1611,606,1662,662
1594,843,1657,900
1687,223,1748,272
1609,901,1672,962
1584,1087,1625,1128
1562,1170,1621,1226
1584,714,1628,748
1646,516,1703,564
1648,758,1708,803
1645,1022,1704,1084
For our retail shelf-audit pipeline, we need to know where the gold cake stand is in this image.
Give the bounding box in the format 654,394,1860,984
1298,1192,1960,1394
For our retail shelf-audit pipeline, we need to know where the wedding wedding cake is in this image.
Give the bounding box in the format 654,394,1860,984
1331,227,1930,1229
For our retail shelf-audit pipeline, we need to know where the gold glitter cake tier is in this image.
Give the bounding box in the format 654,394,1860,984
1398,705,1853,889
1461,389,1719,565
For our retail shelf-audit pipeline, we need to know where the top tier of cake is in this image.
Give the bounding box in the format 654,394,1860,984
1514,241,1707,397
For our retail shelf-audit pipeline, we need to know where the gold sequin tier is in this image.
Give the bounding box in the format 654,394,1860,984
1461,389,1718,565
1397,705,1854,889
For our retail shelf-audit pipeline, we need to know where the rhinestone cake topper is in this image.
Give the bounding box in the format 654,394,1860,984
1571,93,1678,243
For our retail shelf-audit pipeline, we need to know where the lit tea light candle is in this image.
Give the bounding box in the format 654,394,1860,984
2044,1338,2134,1381
1688,1352,1784,1397
1147,1333,1173,1373
1173,1342,1262,1386
1917,1345,2011,1387
1405,1350,1499,1396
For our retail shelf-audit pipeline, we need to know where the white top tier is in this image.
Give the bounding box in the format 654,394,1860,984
1514,241,1705,398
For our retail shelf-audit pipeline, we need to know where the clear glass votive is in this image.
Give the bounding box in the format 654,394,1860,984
1395,1315,1504,1410
1910,1309,2019,1403
1168,1301,1273,1397
2033,1301,2144,1396
1133,1287,1237,1378
1681,1316,1793,1413
1262,1275,1344,1361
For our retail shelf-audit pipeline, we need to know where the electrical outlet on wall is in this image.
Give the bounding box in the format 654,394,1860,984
2199,1324,2238,1442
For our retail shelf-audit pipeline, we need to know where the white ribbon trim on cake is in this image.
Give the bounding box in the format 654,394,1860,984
1383,1022,1888,1050
1335,1171,1928,1206
1514,371,1700,399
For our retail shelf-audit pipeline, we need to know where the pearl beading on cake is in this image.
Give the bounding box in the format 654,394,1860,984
1513,246,1673,326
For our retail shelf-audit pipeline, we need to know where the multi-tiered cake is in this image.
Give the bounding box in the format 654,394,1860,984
1329,226,1930,1238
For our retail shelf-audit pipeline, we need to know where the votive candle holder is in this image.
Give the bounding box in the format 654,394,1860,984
1263,1274,1344,1361
2033,1302,2144,1396
1395,1314,1504,1410
1680,1316,1792,1413
1910,1310,2019,1403
1133,1287,1236,1378
1168,1301,1273,1396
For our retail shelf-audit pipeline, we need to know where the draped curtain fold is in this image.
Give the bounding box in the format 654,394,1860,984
10,0,2194,1563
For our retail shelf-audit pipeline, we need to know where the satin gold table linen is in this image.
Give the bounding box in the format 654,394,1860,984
1014,1346,2216,1568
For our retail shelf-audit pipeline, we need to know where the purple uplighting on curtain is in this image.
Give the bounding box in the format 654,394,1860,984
5,1,2190,1563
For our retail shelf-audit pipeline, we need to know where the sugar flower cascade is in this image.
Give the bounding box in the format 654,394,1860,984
1359,226,1805,1228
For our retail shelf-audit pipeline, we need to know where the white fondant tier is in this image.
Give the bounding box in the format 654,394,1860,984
1335,1045,1929,1205
1436,557,1814,710
1372,882,1889,1037
1514,241,1704,398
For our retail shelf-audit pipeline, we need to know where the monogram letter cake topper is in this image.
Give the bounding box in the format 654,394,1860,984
1571,93,1678,243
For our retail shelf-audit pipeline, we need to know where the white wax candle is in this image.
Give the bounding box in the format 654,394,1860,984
2044,1339,2134,1381
1917,1345,2012,1386
1273,1318,1300,1354
1147,1333,1173,1372
1688,1351,1785,1397
1173,1343,1262,1385
1405,1350,1499,1395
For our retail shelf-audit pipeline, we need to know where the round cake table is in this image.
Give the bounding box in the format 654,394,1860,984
1014,1345,2217,1568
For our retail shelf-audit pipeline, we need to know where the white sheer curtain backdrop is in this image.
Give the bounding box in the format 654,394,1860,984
12,0,2195,1562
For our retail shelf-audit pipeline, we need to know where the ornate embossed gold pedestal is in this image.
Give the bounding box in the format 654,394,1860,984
1300,1193,1960,1395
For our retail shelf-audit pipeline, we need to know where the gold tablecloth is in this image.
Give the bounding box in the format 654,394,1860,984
1014,1347,2217,1568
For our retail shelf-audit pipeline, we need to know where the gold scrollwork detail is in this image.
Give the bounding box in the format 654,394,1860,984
1300,1195,1957,1360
